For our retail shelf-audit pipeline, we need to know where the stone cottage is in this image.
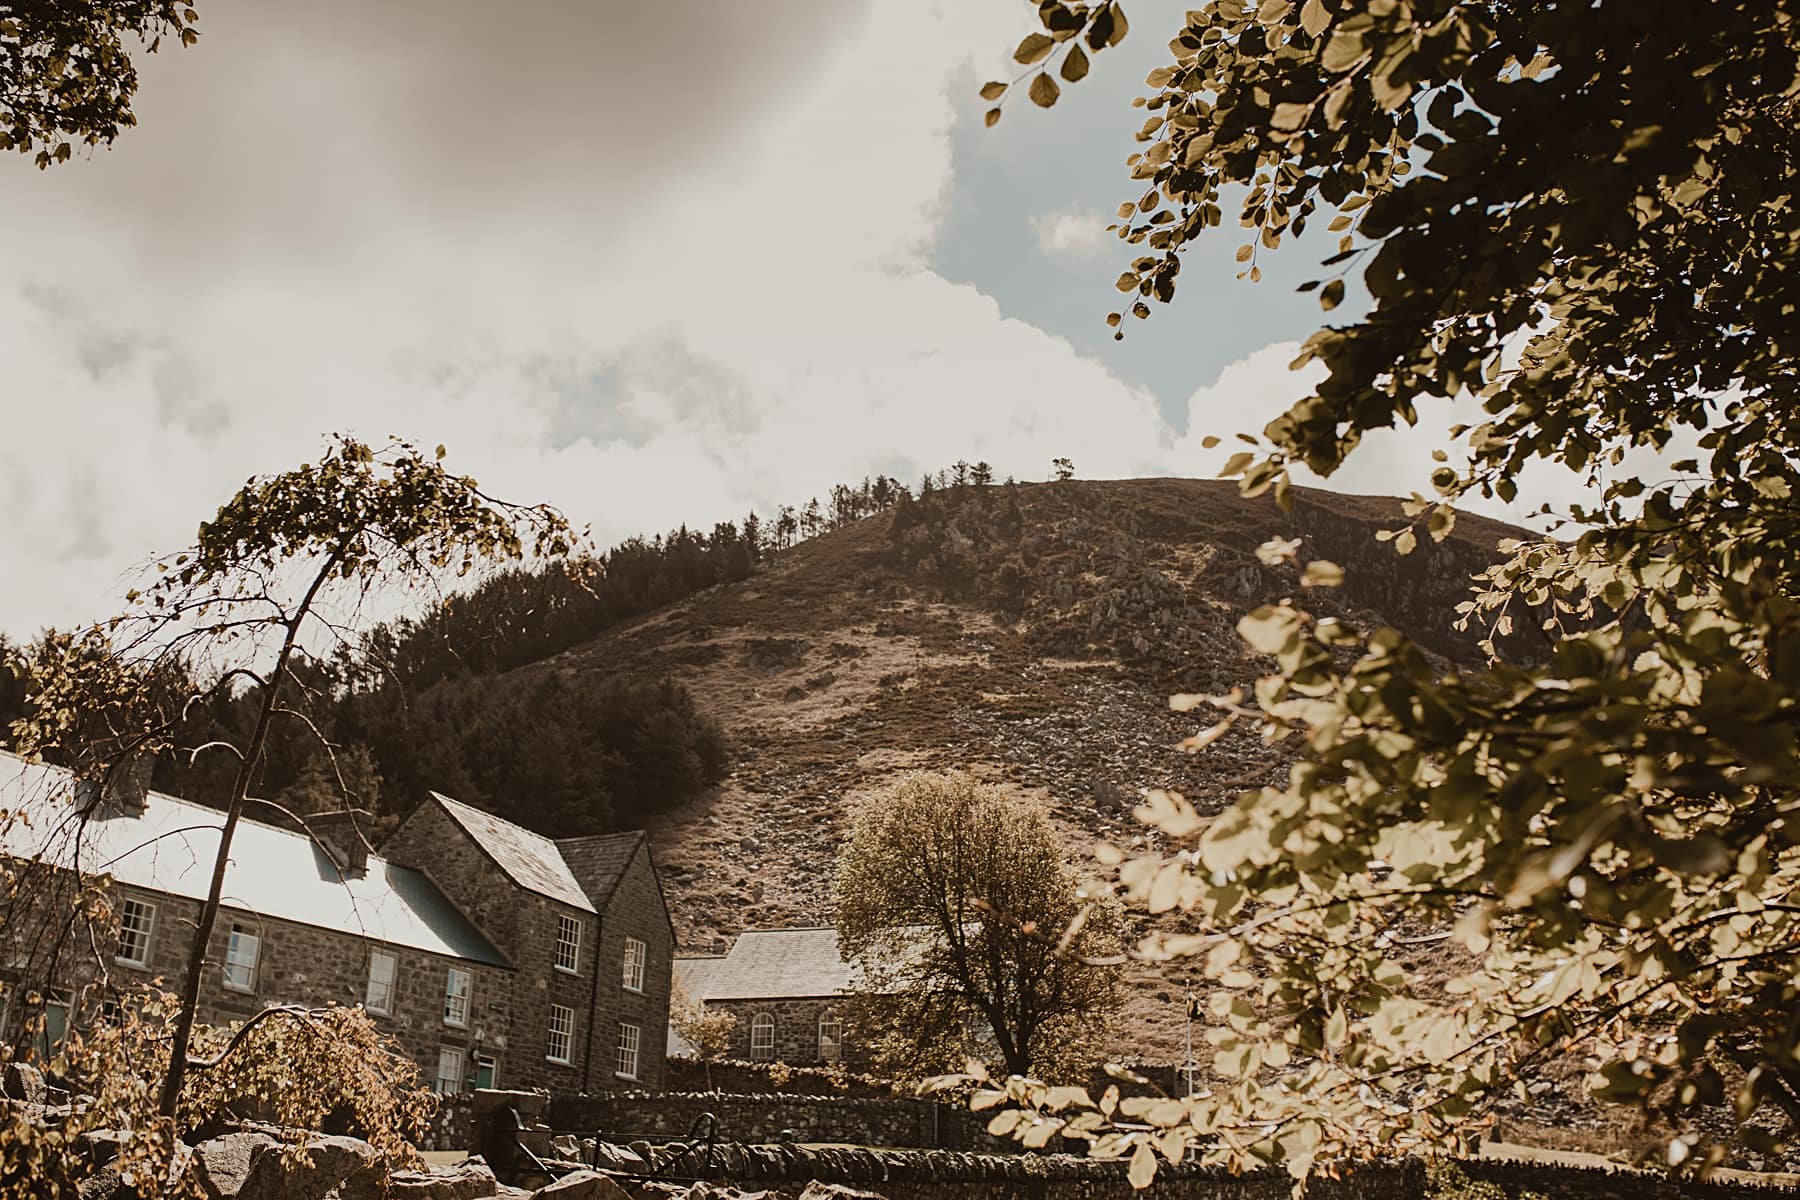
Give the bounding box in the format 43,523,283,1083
0,751,674,1095
673,928,865,1068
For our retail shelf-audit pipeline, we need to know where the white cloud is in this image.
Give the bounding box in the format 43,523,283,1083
1029,207,1114,260
0,0,1177,637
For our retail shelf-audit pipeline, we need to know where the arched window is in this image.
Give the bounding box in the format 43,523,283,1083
750,1013,776,1061
817,1010,843,1063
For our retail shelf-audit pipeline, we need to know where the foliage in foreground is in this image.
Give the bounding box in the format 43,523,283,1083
0,1,200,168
960,0,1800,1185
836,773,1124,1081
0,988,428,1200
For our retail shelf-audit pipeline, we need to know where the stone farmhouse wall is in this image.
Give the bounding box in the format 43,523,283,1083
548,1090,1002,1151
589,841,673,1090
664,1057,900,1097
383,801,601,1094
100,883,515,1087
710,996,863,1069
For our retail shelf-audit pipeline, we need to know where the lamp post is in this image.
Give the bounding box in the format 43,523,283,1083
1184,991,1198,1098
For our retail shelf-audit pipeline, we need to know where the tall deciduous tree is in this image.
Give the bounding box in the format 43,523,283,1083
1,1,199,168
966,0,1800,1183
11,435,576,1116
835,773,1122,1079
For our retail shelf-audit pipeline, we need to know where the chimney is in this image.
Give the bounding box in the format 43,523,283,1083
74,754,150,818
308,809,373,878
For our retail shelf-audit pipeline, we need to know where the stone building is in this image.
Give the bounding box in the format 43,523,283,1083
0,751,674,1095
673,928,864,1068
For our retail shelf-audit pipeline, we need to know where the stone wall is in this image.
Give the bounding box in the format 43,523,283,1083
26,881,516,1096
383,798,598,1094
587,1141,1799,1200
710,997,856,1068
587,840,673,1090
547,1091,1001,1151
665,1057,901,1098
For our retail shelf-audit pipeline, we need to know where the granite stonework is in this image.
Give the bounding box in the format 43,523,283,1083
2,784,672,1098
547,1091,1002,1152
709,997,858,1069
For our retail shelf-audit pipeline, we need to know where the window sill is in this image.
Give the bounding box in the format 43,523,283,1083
443,1020,468,1030
554,965,579,976
222,981,255,994
113,956,147,970
546,1056,572,1067
622,984,644,995
614,1072,638,1082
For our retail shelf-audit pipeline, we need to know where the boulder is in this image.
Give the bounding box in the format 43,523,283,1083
530,1170,633,1200
797,1185,888,1200
385,1156,500,1200
194,1131,281,1200
80,1128,132,1168
2,1061,46,1104
586,1143,646,1172
472,1089,548,1123
193,1130,383,1200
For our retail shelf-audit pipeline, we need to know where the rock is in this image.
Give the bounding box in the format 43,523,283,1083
77,1164,121,1200
472,1089,548,1123
194,1131,281,1200
80,1128,131,1168
797,1184,888,1200
587,1142,646,1172
2,1061,46,1104
242,1134,382,1200
549,1135,582,1158
531,1170,632,1199
385,1156,500,1200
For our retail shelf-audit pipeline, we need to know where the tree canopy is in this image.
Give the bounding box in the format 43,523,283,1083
1,1,198,168
836,773,1122,1080
966,0,1800,1183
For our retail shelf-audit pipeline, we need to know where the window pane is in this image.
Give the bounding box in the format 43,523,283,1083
436,1047,464,1095
117,899,155,966
224,926,259,991
623,937,646,992
548,1004,575,1064
444,968,471,1026
556,915,581,973
751,1014,775,1061
367,951,396,1013
616,1022,640,1079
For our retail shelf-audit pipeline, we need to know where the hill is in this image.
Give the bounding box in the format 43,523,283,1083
510,477,1526,1056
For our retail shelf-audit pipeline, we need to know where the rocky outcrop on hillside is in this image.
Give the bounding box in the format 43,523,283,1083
536,479,1529,1015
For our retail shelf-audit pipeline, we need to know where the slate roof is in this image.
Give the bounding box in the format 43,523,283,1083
0,753,508,966
429,791,595,913
679,927,862,1001
555,831,644,908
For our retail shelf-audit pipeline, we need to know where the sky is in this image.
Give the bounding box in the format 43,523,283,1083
0,0,1569,638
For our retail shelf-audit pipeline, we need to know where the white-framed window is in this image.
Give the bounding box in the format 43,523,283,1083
750,1012,775,1061
555,913,582,974
475,1054,498,1089
547,1004,575,1065
436,1046,465,1095
818,1011,843,1062
115,897,155,967
622,936,646,992
443,967,471,1027
223,924,259,992
616,1022,641,1080
365,950,397,1015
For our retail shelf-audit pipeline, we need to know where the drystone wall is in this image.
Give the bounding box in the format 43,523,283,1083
548,1090,1002,1151
607,1141,1798,1200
